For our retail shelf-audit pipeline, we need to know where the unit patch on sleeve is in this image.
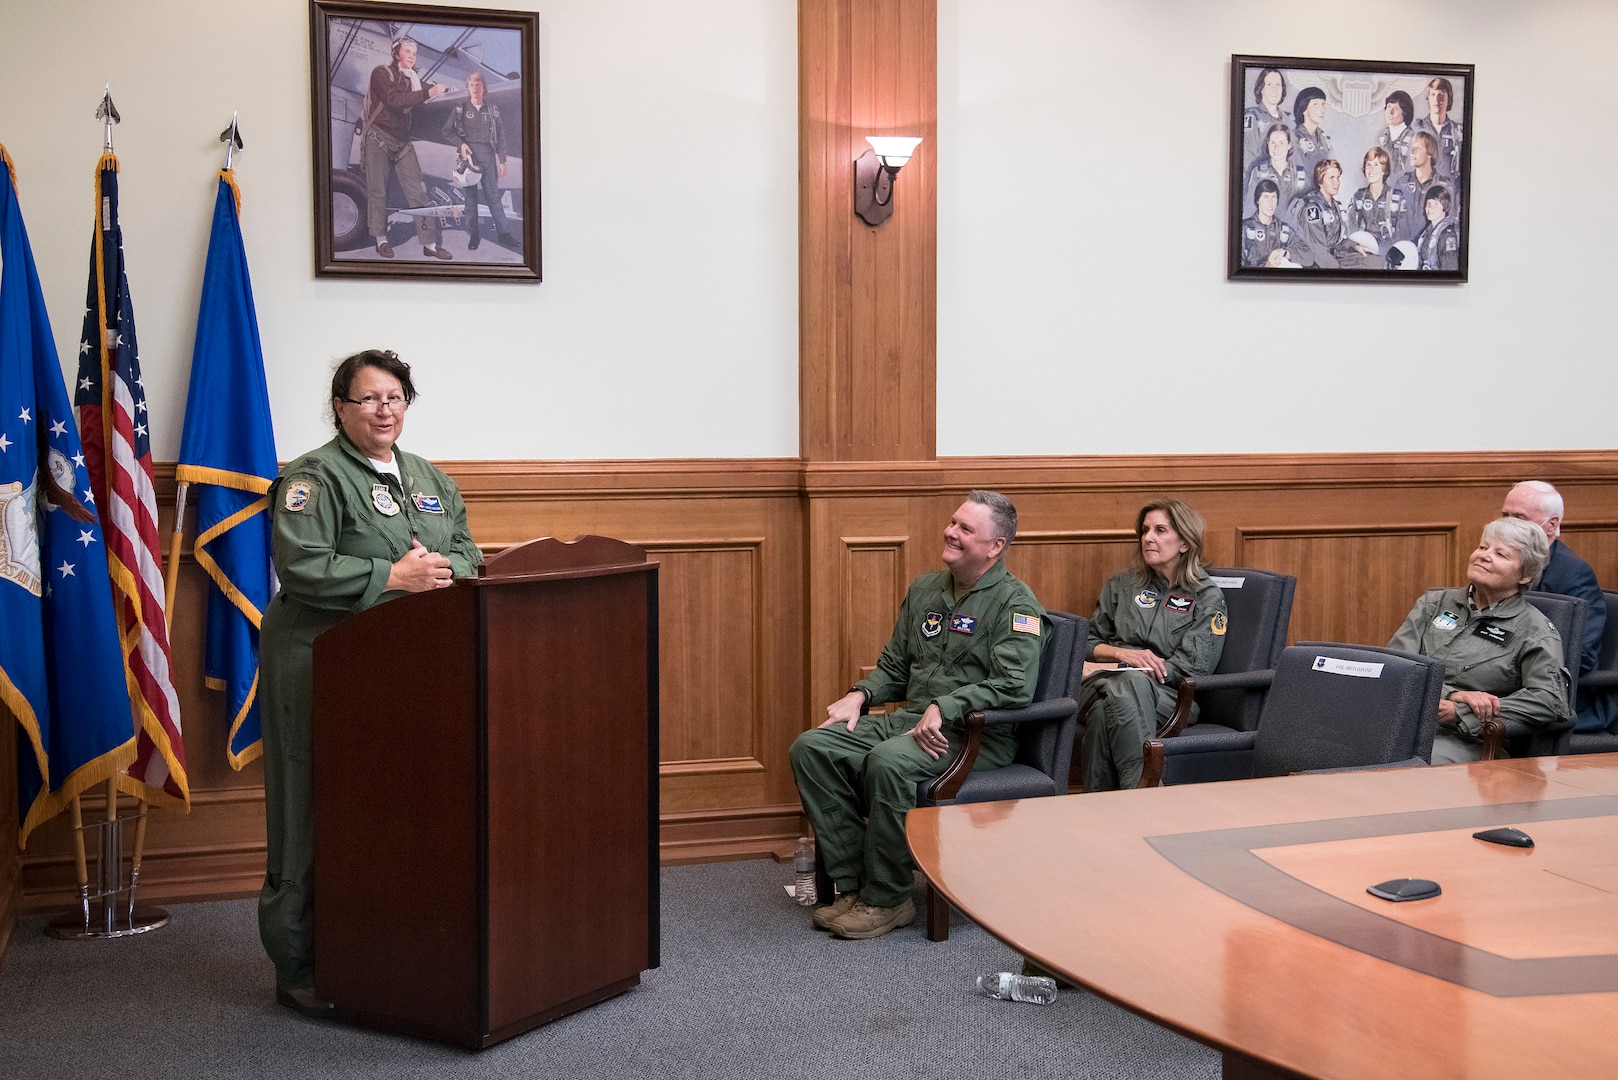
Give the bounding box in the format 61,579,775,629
1211,611,1227,636
949,613,978,635
1012,612,1041,636
284,480,312,512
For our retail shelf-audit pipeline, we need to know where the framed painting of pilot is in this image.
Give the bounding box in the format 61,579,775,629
311,0,541,281
1228,55,1472,283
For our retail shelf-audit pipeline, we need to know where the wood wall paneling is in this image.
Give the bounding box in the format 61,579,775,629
838,536,909,688
10,448,1618,918
640,540,767,774
1560,522,1618,589
800,0,936,463
1005,530,1138,621
1236,525,1459,647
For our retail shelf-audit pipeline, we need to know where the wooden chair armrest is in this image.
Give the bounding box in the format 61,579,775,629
1140,739,1166,788
1158,675,1198,738
1479,716,1507,760
923,710,986,803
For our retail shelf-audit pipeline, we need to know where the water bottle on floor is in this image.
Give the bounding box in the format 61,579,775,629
976,971,1058,1004
793,837,817,907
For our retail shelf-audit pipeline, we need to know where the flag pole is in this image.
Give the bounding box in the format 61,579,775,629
68,795,91,930
163,481,188,629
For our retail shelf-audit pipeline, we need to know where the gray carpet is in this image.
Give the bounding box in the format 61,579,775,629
0,859,1218,1079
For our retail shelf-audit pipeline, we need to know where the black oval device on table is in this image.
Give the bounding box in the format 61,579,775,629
1473,826,1534,848
1367,878,1442,902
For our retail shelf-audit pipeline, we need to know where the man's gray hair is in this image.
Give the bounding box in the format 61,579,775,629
967,489,1018,543
1482,516,1551,589
1510,480,1564,521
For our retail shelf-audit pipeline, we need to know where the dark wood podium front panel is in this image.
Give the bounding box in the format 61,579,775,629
313,586,484,1041
484,572,653,1030
313,544,658,1048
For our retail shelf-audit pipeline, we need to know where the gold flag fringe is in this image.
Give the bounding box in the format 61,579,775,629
0,144,17,191
220,168,241,214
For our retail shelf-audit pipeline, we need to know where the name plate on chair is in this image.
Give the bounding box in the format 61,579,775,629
1211,576,1246,589
1313,656,1384,679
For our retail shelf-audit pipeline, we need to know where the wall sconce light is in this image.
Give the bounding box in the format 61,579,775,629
854,136,923,226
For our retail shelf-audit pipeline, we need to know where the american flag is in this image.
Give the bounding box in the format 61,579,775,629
73,153,189,810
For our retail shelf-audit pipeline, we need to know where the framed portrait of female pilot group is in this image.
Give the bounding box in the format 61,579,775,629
1228,54,1473,283
310,0,542,282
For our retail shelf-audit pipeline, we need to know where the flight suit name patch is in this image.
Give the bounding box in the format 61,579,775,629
1164,594,1195,616
1471,622,1514,646
413,493,444,513
1135,589,1158,609
949,613,977,635
372,484,400,516
921,611,944,639
284,480,311,512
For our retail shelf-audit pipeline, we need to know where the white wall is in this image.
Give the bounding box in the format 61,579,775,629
7,0,799,461
938,0,1618,455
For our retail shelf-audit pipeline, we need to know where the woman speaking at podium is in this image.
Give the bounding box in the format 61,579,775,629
258,349,481,1016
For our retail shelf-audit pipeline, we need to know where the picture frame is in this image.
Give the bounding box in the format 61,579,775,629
1228,54,1472,283
310,0,541,281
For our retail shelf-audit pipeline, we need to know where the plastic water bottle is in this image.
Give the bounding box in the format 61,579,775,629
793,837,817,907
976,971,1058,1005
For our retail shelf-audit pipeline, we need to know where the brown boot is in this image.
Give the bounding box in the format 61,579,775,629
811,889,860,931
830,897,915,940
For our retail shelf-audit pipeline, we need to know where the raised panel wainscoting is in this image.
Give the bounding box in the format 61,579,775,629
7,452,1617,913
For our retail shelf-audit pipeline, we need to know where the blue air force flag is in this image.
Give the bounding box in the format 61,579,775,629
0,146,137,846
175,172,277,770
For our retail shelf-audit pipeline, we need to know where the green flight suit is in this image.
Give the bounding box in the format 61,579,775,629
789,561,1046,908
1080,570,1227,791
1388,587,1571,765
257,433,481,992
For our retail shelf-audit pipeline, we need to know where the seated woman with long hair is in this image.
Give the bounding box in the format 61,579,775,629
1080,499,1228,791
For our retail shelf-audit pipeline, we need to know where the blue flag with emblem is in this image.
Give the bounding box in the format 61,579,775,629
0,146,137,846
175,172,277,770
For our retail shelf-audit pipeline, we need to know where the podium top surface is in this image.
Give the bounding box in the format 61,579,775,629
478,535,656,584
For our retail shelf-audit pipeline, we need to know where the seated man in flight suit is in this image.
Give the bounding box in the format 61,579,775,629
789,490,1046,940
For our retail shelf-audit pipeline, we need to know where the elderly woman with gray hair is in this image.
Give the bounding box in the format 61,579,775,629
1388,517,1572,764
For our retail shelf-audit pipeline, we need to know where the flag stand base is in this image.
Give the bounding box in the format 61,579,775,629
45,905,170,940
43,807,171,940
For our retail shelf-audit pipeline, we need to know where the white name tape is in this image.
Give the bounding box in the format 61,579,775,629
1212,576,1246,589
1313,656,1383,679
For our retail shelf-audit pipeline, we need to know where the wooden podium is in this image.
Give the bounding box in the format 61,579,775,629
311,535,659,1048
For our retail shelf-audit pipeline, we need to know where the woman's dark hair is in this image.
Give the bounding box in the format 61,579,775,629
1252,67,1287,105
1293,86,1326,127
1425,184,1452,217
1384,90,1414,127
329,349,418,431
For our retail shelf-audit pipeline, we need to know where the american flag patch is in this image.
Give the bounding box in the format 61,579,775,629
1012,613,1041,635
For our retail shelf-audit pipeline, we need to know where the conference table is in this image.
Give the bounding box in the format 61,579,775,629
907,755,1618,1080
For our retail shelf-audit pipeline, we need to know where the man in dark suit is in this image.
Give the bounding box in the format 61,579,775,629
1501,481,1612,732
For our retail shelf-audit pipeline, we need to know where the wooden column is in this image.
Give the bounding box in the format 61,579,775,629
800,0,937,464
